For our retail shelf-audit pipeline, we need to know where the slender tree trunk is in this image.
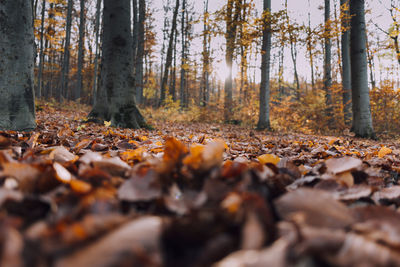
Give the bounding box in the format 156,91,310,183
285,1,300,100
324,0,333,121
0,0,36,131
365,33,376,89
135,0,145,104
334,0,342,80
89,0,145,128
37,0,46,99
180,0,187,108
306,0,315,92
170,26,177,101
160,0,179,105
76,0,86,101
257,0,271,130
60,0,73,102
201,0,210,107
350,0,375,138
341,0,352,125
92,0,101,106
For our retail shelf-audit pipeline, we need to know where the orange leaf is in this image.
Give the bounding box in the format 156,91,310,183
378,146,392,158
70,179,92,194
257,154,280,165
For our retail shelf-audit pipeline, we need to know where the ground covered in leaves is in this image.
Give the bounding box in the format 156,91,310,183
1,103,400,266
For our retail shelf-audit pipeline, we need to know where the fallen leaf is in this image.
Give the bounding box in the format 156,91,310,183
378,146,392,158
325,157,362,174
258,154,281,166
275,188,355,229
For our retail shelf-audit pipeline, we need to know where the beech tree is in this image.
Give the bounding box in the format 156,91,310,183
224,0,241,121
257,0,272,130
324,0,333,121
350,0,375,138
89,0,145,129
160,0,180,105
60,0,73,101
0,0,36,131
341,0,352,125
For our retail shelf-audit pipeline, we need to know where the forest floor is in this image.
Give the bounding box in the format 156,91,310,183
0,103,400,266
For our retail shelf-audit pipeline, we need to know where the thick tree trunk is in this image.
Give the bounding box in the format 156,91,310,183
324,0,333,121
89,0,145,128
135,0,145,104
341,0,352,125
160,0,179,105
37,0,46,99
0,0,36,131
224,0,240,121
60,0,73,101
350,0,375,138
76,0,86,101
257,0,272,130
132,0,138,66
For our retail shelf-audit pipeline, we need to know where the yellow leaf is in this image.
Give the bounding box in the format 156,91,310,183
328,138,338,146
258,154,280,165
139,136,148,141
104,121,111,127
378,146,392,158
155,141,163,147
121,147,145,162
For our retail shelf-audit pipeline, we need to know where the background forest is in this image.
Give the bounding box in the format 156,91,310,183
32,0,400,135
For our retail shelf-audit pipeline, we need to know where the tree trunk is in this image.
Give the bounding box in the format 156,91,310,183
0,0,36,131
160,0,179,105
132,0,138,66
76,0,86,101
92,0,101,106
180,0,187,108
89,0,145,128
341,0,352,125
201,0,210,107
257,0,272,130
324,0,333,121
350,0,375,138
224,0,240,121
365,33,376,89
135,0,145,104
60,0,73,101
37,0,46,99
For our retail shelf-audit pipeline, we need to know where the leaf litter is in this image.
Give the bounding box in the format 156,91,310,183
0,105,400,266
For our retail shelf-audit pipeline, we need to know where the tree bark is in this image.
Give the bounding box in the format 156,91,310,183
0,0,36,131
60,0,73,101
350,0,375,138
324,0,333,121
37,0,46,99
89,0,145,128
257,0,272,130
135,0,145,104
224,0,240,121
341,0,352,125
132,0,138,66
76,0,86,101
180,0,187,108
201,0,210,107
160,0,179,105
92,0,101,106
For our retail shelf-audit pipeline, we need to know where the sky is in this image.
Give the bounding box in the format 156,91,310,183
148,0,397,84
